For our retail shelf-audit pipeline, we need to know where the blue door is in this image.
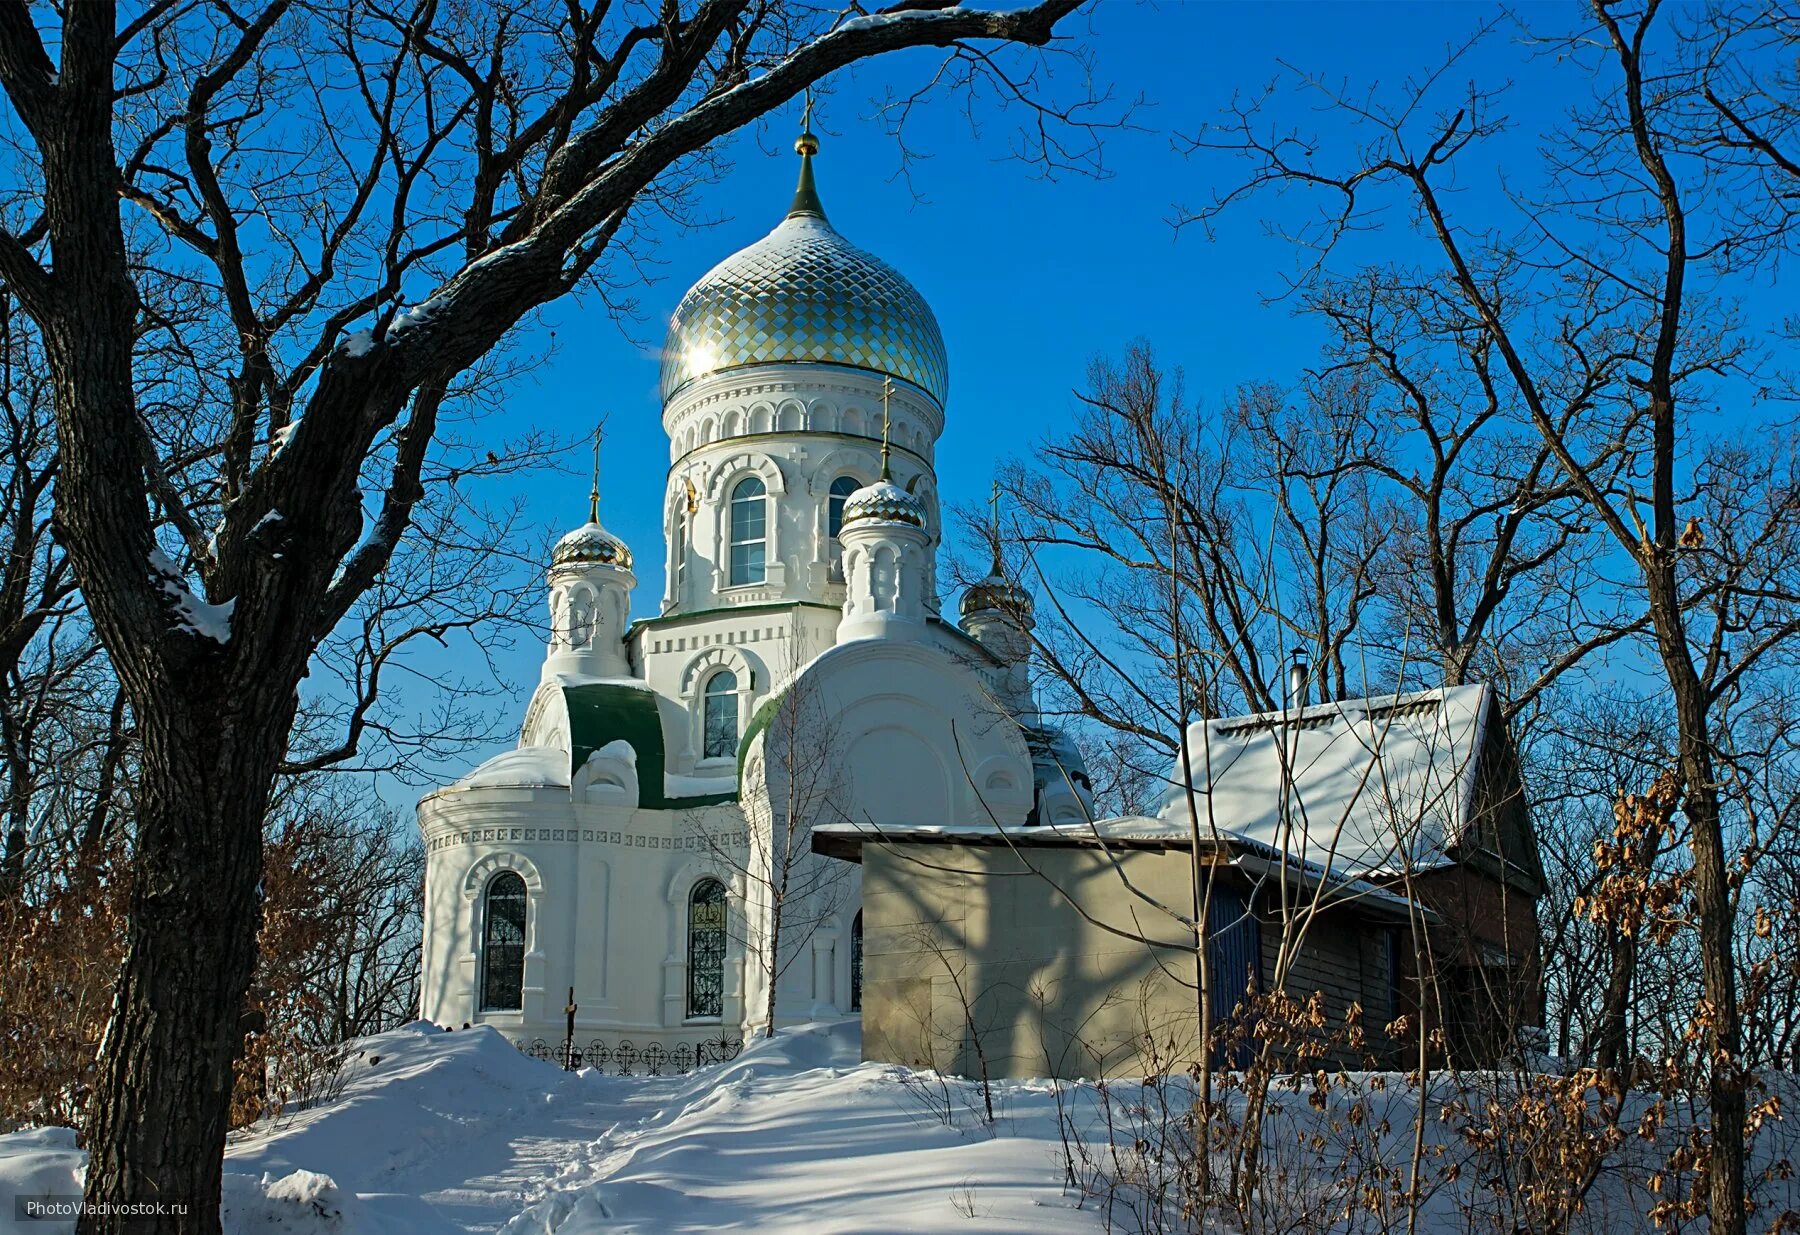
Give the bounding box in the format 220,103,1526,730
1206,881,1260,1068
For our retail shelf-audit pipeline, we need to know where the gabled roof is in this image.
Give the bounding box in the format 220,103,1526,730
1156,682,1494,878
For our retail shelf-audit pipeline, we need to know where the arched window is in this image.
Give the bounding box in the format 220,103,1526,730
850,910,863,1012
673,508,689,600
480,871,527,1012
687,878,728,1019
728,477,767,585
828,475,860,539
702,670,739,760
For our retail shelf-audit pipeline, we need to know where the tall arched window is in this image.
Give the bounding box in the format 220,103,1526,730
702,670,739,760
673,507,688,600
728,477,767,585
850,910,864,1012
687,878,728,1019
828,475,860,539
480,871,527,1012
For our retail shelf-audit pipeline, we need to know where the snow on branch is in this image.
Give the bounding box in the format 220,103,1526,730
147,548,235,644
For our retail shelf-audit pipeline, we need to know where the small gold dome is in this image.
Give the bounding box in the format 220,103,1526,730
961,571,1032,619
552,521,632,569
841,479,927,530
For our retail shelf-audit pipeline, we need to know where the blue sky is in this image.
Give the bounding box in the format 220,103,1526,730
511,2,1570,568
389,2,1762,790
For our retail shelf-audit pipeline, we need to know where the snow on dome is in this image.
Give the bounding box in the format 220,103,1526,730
840,478,926,530
455,745,571,790
551,520,632,569
659,143,947,404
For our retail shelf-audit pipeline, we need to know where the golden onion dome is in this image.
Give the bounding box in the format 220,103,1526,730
960,569,1031,620
552,520,632,569
840,478,927,531
659,135,948,404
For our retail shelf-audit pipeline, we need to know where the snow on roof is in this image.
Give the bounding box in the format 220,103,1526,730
455,745,571,790
544,671,656,691
813,682,1494,894
811,814,1425,918
1157,682,1492,877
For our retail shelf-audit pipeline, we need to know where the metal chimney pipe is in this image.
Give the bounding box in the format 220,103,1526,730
1288,649,1309,708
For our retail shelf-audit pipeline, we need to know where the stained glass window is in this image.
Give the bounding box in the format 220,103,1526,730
729,477,766,585
702,671,738,760
687,878,727,1019
481,872,527,1012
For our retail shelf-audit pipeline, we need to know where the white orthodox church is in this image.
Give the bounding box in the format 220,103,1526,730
416,132,1092,1049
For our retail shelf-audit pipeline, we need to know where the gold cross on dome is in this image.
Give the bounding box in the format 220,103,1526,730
879,377,893,480
589,424,603,523
990,479,1004,574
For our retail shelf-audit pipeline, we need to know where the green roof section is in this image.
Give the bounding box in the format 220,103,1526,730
563,683,735,811
736,688,789,789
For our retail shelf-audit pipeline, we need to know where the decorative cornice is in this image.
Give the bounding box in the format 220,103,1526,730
629,599,840,637
662,367,943,435
667,429,932,481
425,824,747,855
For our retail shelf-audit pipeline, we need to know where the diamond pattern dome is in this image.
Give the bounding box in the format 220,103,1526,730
842,478,927,530
659,160,948,404
553,520,632,569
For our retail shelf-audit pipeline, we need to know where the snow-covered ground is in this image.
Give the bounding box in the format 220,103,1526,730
0,1021,1097,1234
7,1023,1795,1233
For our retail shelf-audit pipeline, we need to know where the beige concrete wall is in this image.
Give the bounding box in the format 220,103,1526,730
860,842,1399,1080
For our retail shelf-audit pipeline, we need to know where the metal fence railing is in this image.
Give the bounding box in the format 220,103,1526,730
518,1034,744,1075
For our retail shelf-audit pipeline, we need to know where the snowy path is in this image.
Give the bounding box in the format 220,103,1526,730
354,1082,648,1231
490,1027,1099,1235
11,1019,1799,1233
228,1036,695,1233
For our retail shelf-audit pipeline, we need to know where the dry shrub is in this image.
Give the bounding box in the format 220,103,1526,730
0,847,128,1132
1442,1068,1634,1233
1057,987,1427,1235
3,803,414,1137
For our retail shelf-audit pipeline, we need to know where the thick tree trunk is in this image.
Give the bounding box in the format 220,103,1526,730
1647,568,1744,1235
77,686,291,1235
1677,747,1744,1235
1,705,27,896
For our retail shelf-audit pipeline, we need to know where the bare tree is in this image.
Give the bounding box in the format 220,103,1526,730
0,2,1094,1228
1299,272,1632,715
973,340,1648,1224
1181,8,1800,1227
0,293,83,895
